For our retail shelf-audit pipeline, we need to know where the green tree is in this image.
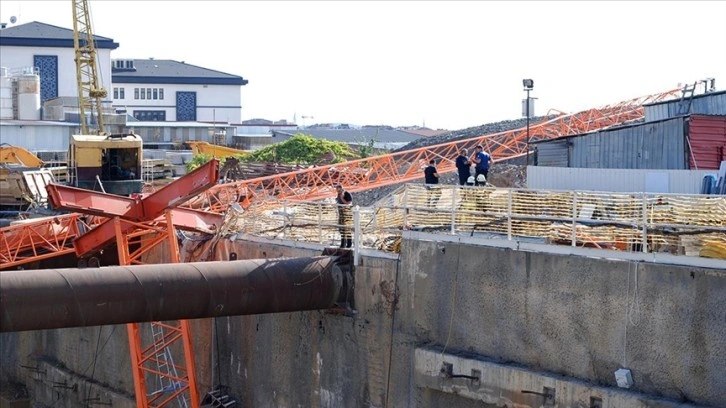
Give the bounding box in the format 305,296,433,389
241,133,357,164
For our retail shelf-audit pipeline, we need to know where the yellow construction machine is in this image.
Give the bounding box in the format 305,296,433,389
0,144,69,209
187,141,250,159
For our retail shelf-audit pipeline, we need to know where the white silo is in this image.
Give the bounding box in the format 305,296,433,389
0,67,12,120
17,72,41,120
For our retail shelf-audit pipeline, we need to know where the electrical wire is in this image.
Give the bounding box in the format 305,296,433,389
85,326,103,407
384,253,401,408
440,245,461,357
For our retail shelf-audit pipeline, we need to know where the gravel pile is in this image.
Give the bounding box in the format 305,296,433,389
394,115,551,153
353,116,548,206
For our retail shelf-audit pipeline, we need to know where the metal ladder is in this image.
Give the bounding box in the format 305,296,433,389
677,78,717,116
676,82,697,115
148,322,189,408
200,388,237,408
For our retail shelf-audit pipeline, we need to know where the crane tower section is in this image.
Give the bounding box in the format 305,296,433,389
72,0,107,135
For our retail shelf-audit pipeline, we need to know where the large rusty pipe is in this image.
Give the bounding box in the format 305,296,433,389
0,257,348,332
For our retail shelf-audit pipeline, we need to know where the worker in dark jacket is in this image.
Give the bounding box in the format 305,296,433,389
335,184,353,248
455,149,471,186
424,159,441,207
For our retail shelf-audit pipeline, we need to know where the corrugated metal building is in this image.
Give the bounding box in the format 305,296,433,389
533,115,726,170
0,120,76,151
644,90,726,122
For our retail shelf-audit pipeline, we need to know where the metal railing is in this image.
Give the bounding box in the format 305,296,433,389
230,184,726,261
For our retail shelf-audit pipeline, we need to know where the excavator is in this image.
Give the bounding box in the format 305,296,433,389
0,144,68,209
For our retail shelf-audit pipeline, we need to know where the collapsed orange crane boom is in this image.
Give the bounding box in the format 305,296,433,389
194,87,681,212
0,87,682,269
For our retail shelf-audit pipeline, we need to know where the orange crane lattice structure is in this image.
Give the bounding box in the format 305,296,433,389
45,159,221,408
1,87,682,271
194,88,682,212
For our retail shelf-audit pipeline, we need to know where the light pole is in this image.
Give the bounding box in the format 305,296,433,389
522,79,534,166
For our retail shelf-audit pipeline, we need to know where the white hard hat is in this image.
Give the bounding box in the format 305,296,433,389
476,174,487,183
467,176,475,184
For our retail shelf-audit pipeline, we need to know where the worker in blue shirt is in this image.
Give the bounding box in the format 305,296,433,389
470,145,491,186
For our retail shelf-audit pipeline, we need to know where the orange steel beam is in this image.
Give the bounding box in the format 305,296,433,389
193,88,681,212
46,184,223,233
70,159,219,257
110,213,200,408
0,214,100,270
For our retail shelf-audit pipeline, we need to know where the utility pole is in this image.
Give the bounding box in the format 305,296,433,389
522,79,534,166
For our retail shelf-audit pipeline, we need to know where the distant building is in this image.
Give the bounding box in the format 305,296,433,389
111,58,248,123
0,21,118,106
398,126,449,138
232,119,298,151
0,20,250,152
0,21,249,126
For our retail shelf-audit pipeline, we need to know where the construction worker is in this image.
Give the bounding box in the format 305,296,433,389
424,159,441,207
470,145,491,186
455,148,471,186
335,184,353,248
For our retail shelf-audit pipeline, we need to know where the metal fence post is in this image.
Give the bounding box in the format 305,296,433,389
282,200,288,238
507,189,513,240
571,192,578,247
451,187,457,235
353,205,361,266
318,202,323,245
641,193,648,253
402,186,408,228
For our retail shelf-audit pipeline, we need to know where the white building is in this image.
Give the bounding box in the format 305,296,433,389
111,58,247,123
0,21,117,108
0,21,248,125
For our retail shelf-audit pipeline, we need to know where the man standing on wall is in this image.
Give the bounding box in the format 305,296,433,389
335,184,353,248
455,148,471,186
424,159,441,207
470,145,491,186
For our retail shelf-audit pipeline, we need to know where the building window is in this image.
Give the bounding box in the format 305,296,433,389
140,88,145,100
159,88,164,100
120,88,125,99
153,88,158,100
146,88,151,99
134,88,139,100
113,88,118,99
133,110,166,121
125,60,133,69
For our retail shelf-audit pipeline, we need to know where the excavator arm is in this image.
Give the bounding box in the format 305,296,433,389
0,145,45,167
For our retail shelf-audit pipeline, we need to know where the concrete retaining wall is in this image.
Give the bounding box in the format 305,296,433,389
2,235,723,407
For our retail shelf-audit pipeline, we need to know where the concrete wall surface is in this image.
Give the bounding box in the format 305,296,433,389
401,237,725,407
2,236,724,407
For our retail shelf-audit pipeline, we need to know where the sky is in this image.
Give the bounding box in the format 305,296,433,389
1,1,725,131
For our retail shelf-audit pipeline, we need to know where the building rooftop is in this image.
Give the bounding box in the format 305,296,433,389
643,89,726,107
112,59,248,86
0,21,118,49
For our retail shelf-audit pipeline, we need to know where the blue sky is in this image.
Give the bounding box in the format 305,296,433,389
1,1,724,130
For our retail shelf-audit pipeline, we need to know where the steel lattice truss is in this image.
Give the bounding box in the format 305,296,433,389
193,88,682,212
0,87,682,269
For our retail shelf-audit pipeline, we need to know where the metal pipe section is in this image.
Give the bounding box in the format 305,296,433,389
1,257,347,332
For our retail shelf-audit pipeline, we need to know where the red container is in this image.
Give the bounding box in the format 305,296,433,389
688,115,726,170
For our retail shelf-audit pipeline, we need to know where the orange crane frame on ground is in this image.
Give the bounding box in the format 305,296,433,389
192,87,681,212
44,159,221,408
1,87,683,270
0,213,99,269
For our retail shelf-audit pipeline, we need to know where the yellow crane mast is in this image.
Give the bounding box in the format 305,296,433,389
72,0,106,135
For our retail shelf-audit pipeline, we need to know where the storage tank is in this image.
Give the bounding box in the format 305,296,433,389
0,67,12,120
17,73,40,120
